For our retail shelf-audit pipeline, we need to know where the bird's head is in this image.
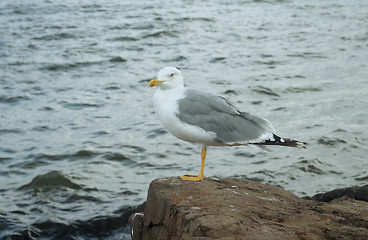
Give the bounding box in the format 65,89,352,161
149,67,184,90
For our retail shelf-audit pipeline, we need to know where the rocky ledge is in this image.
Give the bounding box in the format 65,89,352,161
129,177,368,240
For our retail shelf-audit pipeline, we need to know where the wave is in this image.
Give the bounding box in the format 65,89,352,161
39,57,127,72
28,150,99,162
32,33,78,41
317,136,347,147
251,86,280,97
0,95,31,104
109,36,139,42
1,203,145,240
209,57,226,63
142,30,178,39
283,87,322,93
0,128,25,136
25,149,138,167
60,102,103,110
288,158,343,176
286,52,328,59
39,61,103,72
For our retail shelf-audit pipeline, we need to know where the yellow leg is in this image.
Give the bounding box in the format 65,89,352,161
180,146,207,181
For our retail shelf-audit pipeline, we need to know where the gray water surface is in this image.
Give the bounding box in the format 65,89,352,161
1,0,367,239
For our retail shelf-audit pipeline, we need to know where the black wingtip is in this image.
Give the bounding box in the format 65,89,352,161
255,134,307,148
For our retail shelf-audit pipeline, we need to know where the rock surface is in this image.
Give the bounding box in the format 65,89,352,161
129,177,368,240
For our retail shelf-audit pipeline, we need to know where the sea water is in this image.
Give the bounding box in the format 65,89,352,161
1,0,367,239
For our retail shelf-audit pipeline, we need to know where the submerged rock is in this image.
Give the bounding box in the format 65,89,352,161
130,177,368,240
19,171,81,190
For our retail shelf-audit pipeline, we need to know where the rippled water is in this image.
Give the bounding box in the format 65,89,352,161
1,0,367,239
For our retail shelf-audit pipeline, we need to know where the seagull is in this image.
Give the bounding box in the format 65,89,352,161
148,66,306,181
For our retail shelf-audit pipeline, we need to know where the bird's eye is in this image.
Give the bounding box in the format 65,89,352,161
169,73,174,77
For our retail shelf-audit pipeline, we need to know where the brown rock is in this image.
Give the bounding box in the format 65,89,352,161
129,177,368,240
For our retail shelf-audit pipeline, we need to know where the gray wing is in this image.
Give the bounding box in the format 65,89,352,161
176,89,274,144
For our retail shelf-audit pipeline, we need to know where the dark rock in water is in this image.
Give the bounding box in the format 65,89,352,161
19,171,81,190
130,177,368,240
356,185,368,201
311,184,368,202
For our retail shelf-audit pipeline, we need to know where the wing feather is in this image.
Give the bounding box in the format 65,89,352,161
176,89,274,144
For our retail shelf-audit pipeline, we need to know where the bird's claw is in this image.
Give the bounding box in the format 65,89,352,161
180,174,204,181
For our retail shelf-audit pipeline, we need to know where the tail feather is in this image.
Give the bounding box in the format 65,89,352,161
254,134,307,149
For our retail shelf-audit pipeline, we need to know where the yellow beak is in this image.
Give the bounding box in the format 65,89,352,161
148,78,164,87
